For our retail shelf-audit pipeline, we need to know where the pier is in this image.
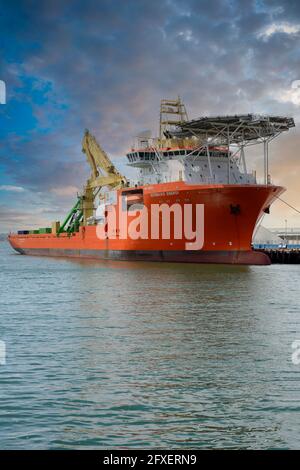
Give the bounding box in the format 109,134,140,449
256,248,300,264
254,226,300,263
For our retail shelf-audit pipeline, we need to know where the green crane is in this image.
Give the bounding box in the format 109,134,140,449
57,197,83,235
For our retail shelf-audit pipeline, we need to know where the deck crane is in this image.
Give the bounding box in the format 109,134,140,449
57,130,127,234
81,130,127,224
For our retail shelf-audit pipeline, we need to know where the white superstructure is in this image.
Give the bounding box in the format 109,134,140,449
126,98,294,187
126,146,256,186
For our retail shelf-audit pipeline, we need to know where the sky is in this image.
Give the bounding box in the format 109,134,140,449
0,0,300,233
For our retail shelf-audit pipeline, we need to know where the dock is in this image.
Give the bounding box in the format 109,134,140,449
256,248,300,264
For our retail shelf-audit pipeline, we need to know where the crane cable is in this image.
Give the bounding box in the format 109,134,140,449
276,196,300,215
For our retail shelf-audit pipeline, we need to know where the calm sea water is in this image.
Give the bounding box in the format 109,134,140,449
1,241,300,449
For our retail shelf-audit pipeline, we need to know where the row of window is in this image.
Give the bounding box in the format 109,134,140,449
127,150,229,162
127,152,158,162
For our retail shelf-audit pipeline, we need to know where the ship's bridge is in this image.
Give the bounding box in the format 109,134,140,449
126,143,255,186
127,146,230,165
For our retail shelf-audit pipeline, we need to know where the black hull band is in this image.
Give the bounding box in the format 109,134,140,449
12,247,271,265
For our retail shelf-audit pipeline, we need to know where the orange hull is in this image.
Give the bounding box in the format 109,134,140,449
8,182,284,265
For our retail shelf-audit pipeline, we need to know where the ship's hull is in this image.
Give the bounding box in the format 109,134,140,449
8,182,284,265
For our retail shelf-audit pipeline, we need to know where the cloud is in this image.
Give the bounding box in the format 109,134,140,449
50,185,79,197
0,185,25,192
1,0,300,230
257,21,300,40
0,205,54,232
274,87,300,106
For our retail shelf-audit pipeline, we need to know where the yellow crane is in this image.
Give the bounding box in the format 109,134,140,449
81,130,127,224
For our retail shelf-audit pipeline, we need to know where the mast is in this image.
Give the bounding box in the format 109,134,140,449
159,97,188,145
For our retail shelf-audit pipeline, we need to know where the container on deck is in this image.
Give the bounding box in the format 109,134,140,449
51,221,60,235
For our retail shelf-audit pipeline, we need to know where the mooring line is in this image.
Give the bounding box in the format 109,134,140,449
276,196,300,215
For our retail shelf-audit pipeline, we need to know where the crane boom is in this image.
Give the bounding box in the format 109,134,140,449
81,130,127,224
82,130,124,180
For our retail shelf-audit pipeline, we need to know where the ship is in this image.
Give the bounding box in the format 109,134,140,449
8,98,295,265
